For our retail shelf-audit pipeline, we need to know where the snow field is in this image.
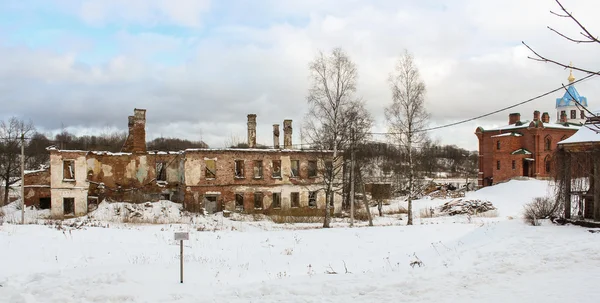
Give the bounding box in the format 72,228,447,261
1,179,599,302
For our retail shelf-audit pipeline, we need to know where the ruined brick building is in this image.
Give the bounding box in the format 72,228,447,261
25,109,342,217
475,71,587,188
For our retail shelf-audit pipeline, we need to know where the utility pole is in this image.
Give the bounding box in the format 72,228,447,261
21,133,25,224
350,128,355,227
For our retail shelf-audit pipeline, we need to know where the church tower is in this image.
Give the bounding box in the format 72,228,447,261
555,67,588,124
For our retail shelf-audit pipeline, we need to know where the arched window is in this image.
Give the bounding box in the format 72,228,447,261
571,110,576,119
496,140,500,150
544,155,551,173
544,136,551,151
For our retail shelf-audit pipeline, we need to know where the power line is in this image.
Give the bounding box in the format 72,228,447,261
368,71,598,135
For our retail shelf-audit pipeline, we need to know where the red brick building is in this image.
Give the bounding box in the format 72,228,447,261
475,111,578,187
475,110,581,188
475,72,589,188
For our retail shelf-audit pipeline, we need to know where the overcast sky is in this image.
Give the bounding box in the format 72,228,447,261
1,0,600,150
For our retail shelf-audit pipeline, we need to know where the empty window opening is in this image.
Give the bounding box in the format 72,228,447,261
272,192,281,209
235,193,244,211
308,161,317,178
545,161,551,173
571,110,576,119
512,160,516,170
496,161,500,170
254,192,264,209
63,197,75,215
63,160,75,180
160,193,170,200
39,197,51,210
234,160,245,178
545,137,551,151
253,160,263,179
290,160,300,177
291,192,300,208
308,191,317,208
205,159,216,179
272,160,282,178
156,161,167,181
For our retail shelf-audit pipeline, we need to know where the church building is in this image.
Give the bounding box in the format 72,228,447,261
475,71,587,188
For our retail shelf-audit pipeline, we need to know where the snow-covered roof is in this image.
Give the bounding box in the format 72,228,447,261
511,148,532,155
491,132,522,138
485,120,580,132
89,151,133,156
558,124,600,145
184,148,334,153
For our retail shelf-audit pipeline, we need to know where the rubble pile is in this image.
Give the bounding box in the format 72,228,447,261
438,199,496,216
425,183,465,199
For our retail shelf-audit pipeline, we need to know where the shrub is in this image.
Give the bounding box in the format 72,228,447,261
419,207,435,218
353,209,372,221
384,206,408,215
523,196,558,226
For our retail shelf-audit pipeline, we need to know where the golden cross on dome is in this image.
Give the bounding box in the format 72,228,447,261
568,61,575,83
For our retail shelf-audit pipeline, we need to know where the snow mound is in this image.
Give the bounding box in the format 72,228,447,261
88,200,192,224
466,179,554,218
0,201,50,224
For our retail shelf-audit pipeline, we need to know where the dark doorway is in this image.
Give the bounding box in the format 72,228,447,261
63,198,75,215
523,160,530,177
204,195,218,214
39,198,51,210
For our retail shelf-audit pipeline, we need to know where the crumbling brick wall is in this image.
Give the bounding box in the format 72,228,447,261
183,149,341,214
23,169,50,207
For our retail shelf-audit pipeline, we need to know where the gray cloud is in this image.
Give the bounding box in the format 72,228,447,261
1,0,600,151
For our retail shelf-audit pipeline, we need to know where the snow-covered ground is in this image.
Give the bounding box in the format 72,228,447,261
1,179,599,303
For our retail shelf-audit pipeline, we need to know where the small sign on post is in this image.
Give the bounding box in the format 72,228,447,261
174,232,189,283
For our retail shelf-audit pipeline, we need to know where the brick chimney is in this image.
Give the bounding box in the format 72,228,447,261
132,109,146,153
121,109,146,153
509,113,521,125
541,112,550,123
273,124,280,149
533,110,540,121
560,111,568,123
283,119,292,149
247,114,257,148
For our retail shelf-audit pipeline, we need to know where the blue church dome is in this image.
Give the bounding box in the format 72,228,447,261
556,70,588,108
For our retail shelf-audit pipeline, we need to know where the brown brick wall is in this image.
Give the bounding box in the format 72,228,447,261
23,169,51,207
183,149,332,213
476,123,578,187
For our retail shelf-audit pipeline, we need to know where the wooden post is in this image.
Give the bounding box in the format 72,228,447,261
21,133,25,224
564,152,572,219
180,240,184,283
349,128,355,227
594,158,600,221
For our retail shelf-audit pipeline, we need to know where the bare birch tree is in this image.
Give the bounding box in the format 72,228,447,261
0,117,35,205
304,47,364,228
385,50,429,225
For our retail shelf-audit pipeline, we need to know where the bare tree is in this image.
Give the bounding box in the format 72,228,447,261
385,50,429,225
523,0,599,126
0,117,35,205
303,47,364,228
